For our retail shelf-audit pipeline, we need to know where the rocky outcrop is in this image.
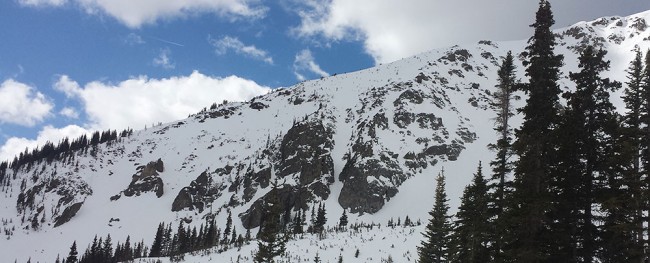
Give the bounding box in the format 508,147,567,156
172,169,226,212
120,159,165,198
239,184,311,229
54,202,83,227
338,154,405,214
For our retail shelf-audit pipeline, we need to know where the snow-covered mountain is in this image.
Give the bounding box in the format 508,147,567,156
2,10,650,263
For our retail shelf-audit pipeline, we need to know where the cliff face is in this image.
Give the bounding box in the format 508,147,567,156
2,10,650,262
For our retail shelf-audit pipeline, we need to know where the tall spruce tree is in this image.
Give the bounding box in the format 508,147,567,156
620,47,646,260
450,162,490,263
418,170,452,263
554,46,622,262
489,50,517,262
505,1,563,261
67,241,78,263
641,50,650,259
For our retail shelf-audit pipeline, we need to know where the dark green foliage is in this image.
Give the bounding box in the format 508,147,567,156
66,241,78,263
450,162,490,263
149,223,164,257
339,209,348,230
314,203,327,237
418,171,452,263
489,50,517,262
505,1,563,261
550,45,622,262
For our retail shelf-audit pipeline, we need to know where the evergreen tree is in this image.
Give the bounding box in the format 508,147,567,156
418,170,452,263
149,223,164,257
293,209,304,235
314,203,327,238
450,162,490,263
622,47,646,250
254,183,288,262
489,50,517,262
223,210,233,246
505,1,563,261
66,241,78,263
641,50,650,259
553,45,622,262
339,209,348,230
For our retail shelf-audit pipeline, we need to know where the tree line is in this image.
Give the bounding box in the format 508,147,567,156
419,1,650,262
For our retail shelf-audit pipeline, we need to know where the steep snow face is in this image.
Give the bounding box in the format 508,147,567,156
2,10,650,263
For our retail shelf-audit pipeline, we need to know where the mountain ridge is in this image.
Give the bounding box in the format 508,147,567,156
2,9,650,262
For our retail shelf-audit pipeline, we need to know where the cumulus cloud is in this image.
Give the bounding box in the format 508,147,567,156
60,107,80,119
19,0,267,28
210,36,274,64
53,71,270,130
0,125,89,162
153,48,175,69
291,0,650,64
0,79,53,126
293,49,329,81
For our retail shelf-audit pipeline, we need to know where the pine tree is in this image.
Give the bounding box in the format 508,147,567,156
450,162,490,263
66,241,78,263
314,203,327,238
293,209,304,235
622,47,645,252
150,223,164,257
418,170,452,263
504,1,563,261
641,50,650,260
551,45,622,262
254,183,288,262
489,50,517,262
223,210,233,246
339,209,348,230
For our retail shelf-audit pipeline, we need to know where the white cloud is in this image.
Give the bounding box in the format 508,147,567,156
0,79,53,126
53,71,271,130
19,0,267,28
210,36,274,64
291,0,650,64
18,0,67,7
153,48,175,69
60,107,80,119
0,125,89,162
293,49,329,81
124,33,145,45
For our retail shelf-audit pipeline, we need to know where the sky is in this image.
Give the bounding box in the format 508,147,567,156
1,0,649,162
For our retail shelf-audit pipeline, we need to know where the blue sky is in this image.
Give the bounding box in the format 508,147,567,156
1,0,649,161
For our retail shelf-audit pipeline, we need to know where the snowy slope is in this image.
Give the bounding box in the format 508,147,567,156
2,10,650,263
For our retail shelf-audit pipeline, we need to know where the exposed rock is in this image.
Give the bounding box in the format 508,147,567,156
250,102,269,110
171,170,224,212
240,184,312,229
122,159,164,198
54,202,83,227
277,120,334,188
338,157,404,214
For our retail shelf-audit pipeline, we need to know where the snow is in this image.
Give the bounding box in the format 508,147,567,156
2,9,650,263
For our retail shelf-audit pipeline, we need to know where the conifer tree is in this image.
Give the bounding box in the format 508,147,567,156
314,203,327,238
339,209,348,230
66,241,78,263
552,45,622,262
641,50,650,257
489,50,517,262
149,223,164,257
450,162,490,263
505,1,563,261
418,170,452,263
